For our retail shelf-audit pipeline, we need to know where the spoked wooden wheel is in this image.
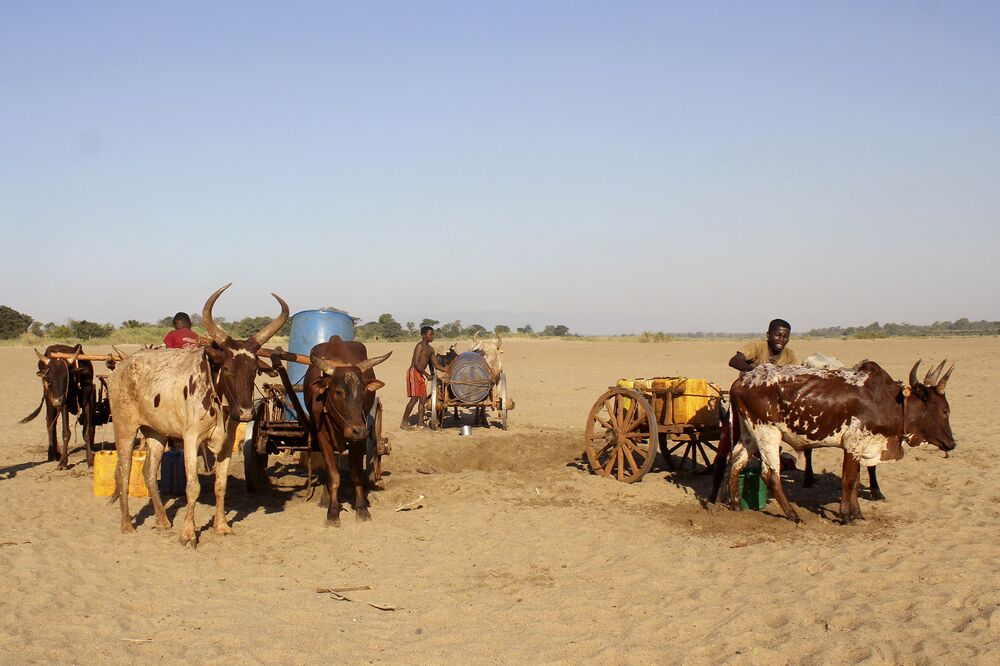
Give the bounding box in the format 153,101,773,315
498,372,508,431
660,437,718,473
585,388,658,483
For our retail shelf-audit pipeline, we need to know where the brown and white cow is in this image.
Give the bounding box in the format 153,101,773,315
471,330,503,379
303,336,390,526
108,284,288,546
21,344,97,468
725,360,956,524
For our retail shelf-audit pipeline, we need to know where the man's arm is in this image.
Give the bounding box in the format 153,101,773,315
429,353,448,373
729,352,754,373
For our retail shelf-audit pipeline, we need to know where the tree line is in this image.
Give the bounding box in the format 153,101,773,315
0,305,572,343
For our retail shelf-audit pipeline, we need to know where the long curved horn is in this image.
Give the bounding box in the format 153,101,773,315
355,351,393,373
34,349,50,366
310,354,353,376
495,330,502,349
249,293,290,349
202,283,233,345
935,364,955,395
924,359,947,386
69,346,81,367
112,345,131,360
473,330,481,345
908,360,921,387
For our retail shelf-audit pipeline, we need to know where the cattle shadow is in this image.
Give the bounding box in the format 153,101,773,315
0,460,50,481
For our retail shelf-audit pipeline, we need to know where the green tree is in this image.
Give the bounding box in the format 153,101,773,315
0,305,33,339
542,324,570,336
494,324,511,335
439,320,463,338
463,323,487,337
29,322,44,337
420,318,440,329
121,319,148,328
517,324,534,335
70,320,114,339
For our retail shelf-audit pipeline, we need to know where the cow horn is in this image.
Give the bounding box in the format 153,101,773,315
70,346,81,367
310,354,352,376
355,351,393,373
249,293,290,349
202,283,233,345
34,349,50,366
908,360,921,387
935,364,955,395
112,345,130,360
924,359,947,386
495,330,502,349
473,330,481,345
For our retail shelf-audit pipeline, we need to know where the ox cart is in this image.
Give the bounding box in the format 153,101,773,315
584,377,725,483
429,351,512,431
243,349,389,495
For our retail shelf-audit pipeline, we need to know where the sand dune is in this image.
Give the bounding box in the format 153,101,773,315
1,337,997,664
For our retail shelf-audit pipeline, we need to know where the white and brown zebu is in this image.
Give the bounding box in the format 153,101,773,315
109,284,288,546
725,360,956,524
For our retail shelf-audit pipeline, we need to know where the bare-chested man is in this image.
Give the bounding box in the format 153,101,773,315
401,326,448,429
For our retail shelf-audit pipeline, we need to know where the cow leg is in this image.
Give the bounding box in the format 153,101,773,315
349,438,370,521
724,441,750,511
867,466,885,501
58,406,71,469
212,423,237,535
46,404,59,462
141,433,171,530
758,425,799,523
83,389,96,467
318,442,342,526
179,433,201,547
803,449,814,488
839,453,863,524
114,432,136,534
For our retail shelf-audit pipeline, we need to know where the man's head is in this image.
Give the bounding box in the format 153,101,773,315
421,326,435,342
173,312,192,330
767,318,791,354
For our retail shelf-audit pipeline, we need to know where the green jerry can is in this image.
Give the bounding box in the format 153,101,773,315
738,462,768,510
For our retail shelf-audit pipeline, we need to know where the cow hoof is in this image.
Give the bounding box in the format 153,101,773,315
179,526,197,546
57,462,69,471
789,513,801,524
120,521,135,534
871,491,886,501
154,521,172,531
840,515,852,526
214,524,233,535
326,517,341,528
356,508,372,522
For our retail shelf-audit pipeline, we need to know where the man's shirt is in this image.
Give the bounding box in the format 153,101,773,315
738,339,798,369
164,328,201,350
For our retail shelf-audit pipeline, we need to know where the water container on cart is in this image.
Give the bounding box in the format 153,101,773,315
449,352,492,404
285,310,355,419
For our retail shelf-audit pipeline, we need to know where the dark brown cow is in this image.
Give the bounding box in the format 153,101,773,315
109,284,288,546
725,360,956,524
304,336,391,526
21,344,97,468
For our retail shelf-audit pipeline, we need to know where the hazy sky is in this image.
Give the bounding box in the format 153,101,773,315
2,2,998,334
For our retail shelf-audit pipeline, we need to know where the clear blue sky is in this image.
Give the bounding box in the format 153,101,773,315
2,2,998,334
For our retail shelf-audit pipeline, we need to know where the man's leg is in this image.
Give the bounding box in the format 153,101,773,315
400,397,418,429
416,397,427,428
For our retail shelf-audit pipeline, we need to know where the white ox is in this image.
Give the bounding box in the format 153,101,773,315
109,284,288,546
470,330,503,379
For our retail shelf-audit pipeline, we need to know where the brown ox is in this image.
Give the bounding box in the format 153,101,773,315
304,336,390,526
725,360,956,524
109,284,288,546
21,344,97,468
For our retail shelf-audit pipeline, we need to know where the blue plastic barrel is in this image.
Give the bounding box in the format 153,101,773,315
286,310,355,418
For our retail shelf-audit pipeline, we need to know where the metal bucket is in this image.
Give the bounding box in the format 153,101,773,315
286,310,355,419
459,425,472,437
449,352,491,404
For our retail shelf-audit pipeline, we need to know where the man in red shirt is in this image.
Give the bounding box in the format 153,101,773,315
163,312,201,349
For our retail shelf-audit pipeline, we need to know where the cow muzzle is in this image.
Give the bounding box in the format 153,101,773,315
343,424,368,441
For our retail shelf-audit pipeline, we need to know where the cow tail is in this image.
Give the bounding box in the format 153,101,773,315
19,396,45,424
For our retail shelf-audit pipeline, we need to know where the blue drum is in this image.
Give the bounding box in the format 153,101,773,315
285,310,355,418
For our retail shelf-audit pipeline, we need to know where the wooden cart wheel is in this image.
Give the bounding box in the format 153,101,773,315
244,404,269,492
498,372,508,431
584,388,658,483
429,374,439,430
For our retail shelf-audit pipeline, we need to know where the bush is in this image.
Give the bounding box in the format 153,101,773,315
639,331,673,343
0,305,33,339
70,320,114,339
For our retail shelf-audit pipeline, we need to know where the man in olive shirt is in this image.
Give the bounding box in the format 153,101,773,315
711,318,798,501
728,318,797,372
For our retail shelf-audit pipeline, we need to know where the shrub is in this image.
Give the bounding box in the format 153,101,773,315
0,305,32,339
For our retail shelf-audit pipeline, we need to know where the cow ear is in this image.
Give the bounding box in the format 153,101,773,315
366,379,385,393
36,370,45,377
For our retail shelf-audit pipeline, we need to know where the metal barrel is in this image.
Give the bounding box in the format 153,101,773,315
449,352,492,404
286,310,355,418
